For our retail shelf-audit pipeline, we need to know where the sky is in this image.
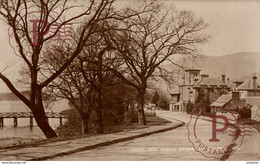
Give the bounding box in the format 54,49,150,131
171,0,260,56
1,0,260,92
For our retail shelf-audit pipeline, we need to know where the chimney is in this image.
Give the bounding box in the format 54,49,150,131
252,75,257,89
232,89,240,103
222,74,226,83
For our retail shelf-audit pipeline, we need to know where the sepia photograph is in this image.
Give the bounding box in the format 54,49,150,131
0,0,259,163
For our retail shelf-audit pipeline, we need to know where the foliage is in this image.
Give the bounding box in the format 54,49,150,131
0,0,118,139
201,110,216,117
195,88,211,114
151,92,160,104
124,109,139,124
102,82,138,126
105,1,208,125
56,80,138,135
157,99,169,110
0,0,208,137
56,109,82,137
186,101,195,114
238,106,251,119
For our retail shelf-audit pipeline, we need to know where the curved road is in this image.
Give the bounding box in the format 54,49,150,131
50,110,259,161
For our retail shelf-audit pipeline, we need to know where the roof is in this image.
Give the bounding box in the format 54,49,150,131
173,101,183,105
211,95,232,107
237,79,253,90
194,77,228,88
241,97,260,106
201,74,209,77
237,76,260,90
233,80,244,83
227,82,236,89
185,68,201,72
170,93,180,95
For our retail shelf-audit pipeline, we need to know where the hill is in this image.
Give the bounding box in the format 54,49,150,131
152,52,260,102
178,52,260,81
0,91,29,101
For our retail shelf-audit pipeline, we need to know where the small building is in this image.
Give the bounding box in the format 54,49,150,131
211,75,260,119
210,94,232,113
210,91,246,113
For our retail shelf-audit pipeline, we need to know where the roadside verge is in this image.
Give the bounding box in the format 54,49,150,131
0,115,184,161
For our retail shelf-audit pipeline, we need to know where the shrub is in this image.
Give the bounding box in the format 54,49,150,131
201,111,216,117
238,106,251,119
186,101,194,114
124,109,138,124
151,92,160,104
102,98,126,126
56,109,82,137
157,99,169,110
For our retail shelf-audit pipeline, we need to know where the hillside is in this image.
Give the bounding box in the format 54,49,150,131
178,52,260,81
0,91,29,101
153,52,260,102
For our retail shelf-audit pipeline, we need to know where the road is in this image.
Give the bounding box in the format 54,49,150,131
50,110,259,161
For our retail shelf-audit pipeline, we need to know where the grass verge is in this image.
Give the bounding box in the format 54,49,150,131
0,112,170,150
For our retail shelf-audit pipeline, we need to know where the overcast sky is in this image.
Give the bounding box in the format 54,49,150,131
171,0,260,56
1,0,260,92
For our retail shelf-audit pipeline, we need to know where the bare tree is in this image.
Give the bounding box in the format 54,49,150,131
44,38,123,134
0,0,117,138
107,1,209,125
43,52,95,134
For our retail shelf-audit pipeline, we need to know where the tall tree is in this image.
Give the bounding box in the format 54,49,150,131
107,1,209,125
44,37,123,134
0,0,117,138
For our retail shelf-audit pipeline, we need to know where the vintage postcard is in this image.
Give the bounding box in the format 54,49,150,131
0,0,259,163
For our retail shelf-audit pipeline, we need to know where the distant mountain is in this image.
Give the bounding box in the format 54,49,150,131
153,52,260,102
238,71,260,83
176,52,260,81
0,92,19,101
0,91,29,101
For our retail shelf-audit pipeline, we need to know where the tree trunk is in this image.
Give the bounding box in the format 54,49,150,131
81,113,91,134
96,89,104,133
96,51,104,133
137,89,146,125
33,88,57,139
33,108,58,138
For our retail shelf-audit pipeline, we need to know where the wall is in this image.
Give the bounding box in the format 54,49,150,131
247,90,260,97
251,106,260,121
